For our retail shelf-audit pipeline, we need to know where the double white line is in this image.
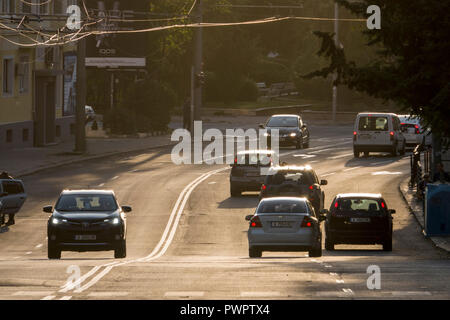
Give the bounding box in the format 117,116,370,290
59,166,230,294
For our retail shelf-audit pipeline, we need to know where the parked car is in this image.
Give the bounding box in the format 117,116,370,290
230,150,276,197
353,112,406,157
324,193,395,251
259,165,327,214
0,178,27,225
397,114,423,148
45,189,131,259
259,114,310,149
246,197,325,258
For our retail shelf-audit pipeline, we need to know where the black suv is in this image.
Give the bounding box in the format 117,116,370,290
230,150,275,196
259,166,327,213
260,114,310,149
323,193,395,251
45,190,132,259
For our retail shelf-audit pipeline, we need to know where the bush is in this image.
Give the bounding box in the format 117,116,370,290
237,78,258,102
103,107,137,135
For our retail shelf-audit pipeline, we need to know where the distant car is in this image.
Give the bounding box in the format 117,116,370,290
45,189,131,259
0,178,27,218
260,114,310,149
398,115,423,148
353,112,406,157
85,105,96,123
324,193,395,251
230,150,275,197
259,165,327,214
246,197,325,258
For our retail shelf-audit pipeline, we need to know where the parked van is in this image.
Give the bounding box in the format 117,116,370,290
353,113,406,157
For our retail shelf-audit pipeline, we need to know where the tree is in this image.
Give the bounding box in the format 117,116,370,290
304,0,450,137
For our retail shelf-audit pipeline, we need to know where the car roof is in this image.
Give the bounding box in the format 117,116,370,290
61,189,115,195
269,114,299,118
259,196,309,203
237,149,275,155
336,193,382,199
357,112,397,117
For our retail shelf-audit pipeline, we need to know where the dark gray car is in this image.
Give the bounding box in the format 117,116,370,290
260,114,310,149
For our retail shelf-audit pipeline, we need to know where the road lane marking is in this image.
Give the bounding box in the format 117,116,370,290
321,172,336,177
111,176,119,180
336,280,345,284
343,167,361,172
87,292,129,297
330,273,338,276
390,291,432,297
59,265,102,293
25,251,32,255
41,296,56,300
327,153,354,160
35,244,43,249
372,171,405,175
208,182,217,185
342,288,354,295
68,167,231,294
164,291,204,297
59,296,72,300
98,183,105,187
241,292,280,297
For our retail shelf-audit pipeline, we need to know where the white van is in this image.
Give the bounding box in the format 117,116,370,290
353,113,406,157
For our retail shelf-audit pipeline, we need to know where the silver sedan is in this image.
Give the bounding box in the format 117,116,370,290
246,197,325,258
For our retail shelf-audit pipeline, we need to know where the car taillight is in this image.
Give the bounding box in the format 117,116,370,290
381,202,385,209
261,184,267,191
301,216,313,228
234,157,238,164
390,131,394,141
250,216,262,228
309,185,313,190
415,125,420,134
353,131,357,141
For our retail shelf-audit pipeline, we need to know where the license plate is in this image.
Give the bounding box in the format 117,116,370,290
271,221,292,228
350,218,370,223
75,235,96,240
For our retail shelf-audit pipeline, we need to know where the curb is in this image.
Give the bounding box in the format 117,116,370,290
16,140,177,179
398,178,450,253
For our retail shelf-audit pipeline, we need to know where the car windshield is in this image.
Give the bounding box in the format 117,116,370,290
258,200,308,214
266,117,298,127
358,116,388,131
235,153,271,166
337,198,383,214
55,194,118,212
266,171,312,185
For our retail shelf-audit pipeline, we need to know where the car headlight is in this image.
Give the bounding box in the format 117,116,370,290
290,133,297,137
112,218,120,225
52,218,60,225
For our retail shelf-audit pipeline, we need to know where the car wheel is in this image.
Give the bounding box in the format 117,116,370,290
309,244,322,257
296,139,302,149
230,185,241,197
353,148,360,158
249,247,262,258
48,241,61,259
382,237,392,252
325,236,335,251
114,240,127,258
391,144,398,157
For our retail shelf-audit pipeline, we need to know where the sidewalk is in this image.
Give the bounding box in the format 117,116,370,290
1,134,175,178
399,178,450,253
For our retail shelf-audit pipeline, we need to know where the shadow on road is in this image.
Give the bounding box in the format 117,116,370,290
218,195,259,209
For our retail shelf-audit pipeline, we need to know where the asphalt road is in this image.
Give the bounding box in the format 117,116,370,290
1,124,449,300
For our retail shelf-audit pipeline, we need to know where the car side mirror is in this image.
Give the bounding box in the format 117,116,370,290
320,180,328,186
43,206,53,213
388,209,396,214
245,215,253,221
122,206,132,213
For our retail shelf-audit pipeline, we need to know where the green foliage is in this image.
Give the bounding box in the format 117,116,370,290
306,0,450,136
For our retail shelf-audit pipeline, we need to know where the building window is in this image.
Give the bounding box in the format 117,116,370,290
1,0,16,13
19,55,29,94
2,57,14,96
6,129,12,143
22,128,29,141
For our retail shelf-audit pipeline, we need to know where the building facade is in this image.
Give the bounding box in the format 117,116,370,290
0,0,77,150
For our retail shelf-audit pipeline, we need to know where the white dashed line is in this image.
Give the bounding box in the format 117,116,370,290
208,182,217,185
25,251,32,255
336,280,345,284
98,183,105,187
59,296,72,300
321,172,336,177
328,153,354,160
35,244,43,249
13,291,54,296
88,292,129,297
241,292,281,297
343,166,361,172
164,291,205,297
41,296,56,300
111,176,119,180
342,288,354,295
